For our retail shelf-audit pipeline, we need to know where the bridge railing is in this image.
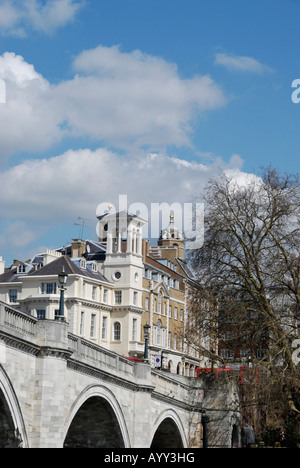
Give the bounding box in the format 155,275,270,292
0,301,37,339
68,333,135,377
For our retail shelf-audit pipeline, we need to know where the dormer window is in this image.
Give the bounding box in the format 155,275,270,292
18,264,27,274
80,259,86,269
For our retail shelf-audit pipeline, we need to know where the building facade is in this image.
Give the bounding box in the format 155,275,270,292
0,211,209,375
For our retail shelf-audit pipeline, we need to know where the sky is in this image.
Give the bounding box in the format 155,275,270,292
0,0,299,263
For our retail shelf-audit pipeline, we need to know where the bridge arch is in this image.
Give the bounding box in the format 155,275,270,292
0,365,28,448
64,385,130,448
150,409,187,448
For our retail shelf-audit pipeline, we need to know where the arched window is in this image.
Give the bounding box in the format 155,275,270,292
113,322,121,341
158,291,162,314
156,320,162,345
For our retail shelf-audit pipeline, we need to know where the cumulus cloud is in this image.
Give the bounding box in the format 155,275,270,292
0,47,227,164
215,52,273,74
0,52,64,162
56,45,227,148
0,147,244,227
0,0,84,36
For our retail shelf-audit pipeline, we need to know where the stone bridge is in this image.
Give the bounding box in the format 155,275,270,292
0,302,241,448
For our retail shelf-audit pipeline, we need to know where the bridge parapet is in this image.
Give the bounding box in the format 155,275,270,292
0,302,37,340
68,332,136,379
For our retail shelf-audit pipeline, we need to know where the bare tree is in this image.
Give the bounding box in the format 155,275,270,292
188,167,300,444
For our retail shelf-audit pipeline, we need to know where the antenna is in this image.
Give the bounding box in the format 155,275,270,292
74,217,92,239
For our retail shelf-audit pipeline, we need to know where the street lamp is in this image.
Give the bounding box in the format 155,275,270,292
210,348,215,373
143,323,151,364
181,355,186,376
57,267,68,322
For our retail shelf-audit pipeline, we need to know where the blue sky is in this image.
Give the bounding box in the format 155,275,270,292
0,0,299,263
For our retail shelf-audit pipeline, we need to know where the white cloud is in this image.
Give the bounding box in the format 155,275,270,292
0,1,21,35
0,0,84,36
0,147,246,260
0,147,244,224
215,52,273,74
0,47,227,164
56,45,227,148
0,52,64,163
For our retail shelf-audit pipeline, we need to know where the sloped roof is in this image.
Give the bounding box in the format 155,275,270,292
28,256,110,283
0,267,20,283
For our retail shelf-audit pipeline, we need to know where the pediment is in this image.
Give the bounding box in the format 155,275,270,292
152,281,170,298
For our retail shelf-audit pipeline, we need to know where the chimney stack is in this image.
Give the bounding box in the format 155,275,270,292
0,257,5,275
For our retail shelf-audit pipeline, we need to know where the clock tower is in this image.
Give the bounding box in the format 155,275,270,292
97,210,146,355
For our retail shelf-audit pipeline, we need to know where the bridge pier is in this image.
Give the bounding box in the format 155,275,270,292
31,321,71,448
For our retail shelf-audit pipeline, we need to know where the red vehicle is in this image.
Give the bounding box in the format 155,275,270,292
196,367,232,378
124,356,143,363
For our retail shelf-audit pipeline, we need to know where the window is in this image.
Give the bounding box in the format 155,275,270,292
113,322,121,341
132,318,137,341
152,272,158,282
240,349,251,358
115,291,122,305
179,336,184,352
103,289,108,303
37,309,46,320
80,312,85,335
220,349,234,359
18,264,26,274
133,291,138,306
174,334,177,349
154,320,166,346
9,289,18,303
168,332,171,348
158,291,162,314
90,314,96,338
102,316,107,340
92,286,97,301
145,297,149,310
174,307,178,320
156,320,162,346
180,309,184,322
41,283,57,295
114,271,122,281
168,306,172,318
